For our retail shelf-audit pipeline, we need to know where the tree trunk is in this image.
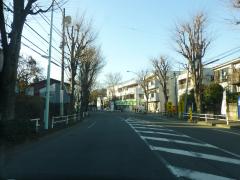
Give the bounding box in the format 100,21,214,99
0,22,24,121
163,86,168,112
194,87,202,113
70,67,76,113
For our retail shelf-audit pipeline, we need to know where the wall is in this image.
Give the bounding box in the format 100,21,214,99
228,103,238,121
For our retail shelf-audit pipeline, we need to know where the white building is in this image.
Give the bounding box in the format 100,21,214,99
177,68,214,101
147,71,179,112
106,79,145,111
106,71,179,113
213,58,240,92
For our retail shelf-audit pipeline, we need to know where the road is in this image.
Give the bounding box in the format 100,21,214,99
2,112,240,179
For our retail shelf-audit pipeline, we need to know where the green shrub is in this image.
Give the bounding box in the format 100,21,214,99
203,83,223,114
1,118,36,144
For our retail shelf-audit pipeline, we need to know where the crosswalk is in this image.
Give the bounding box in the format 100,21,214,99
125,118,240,180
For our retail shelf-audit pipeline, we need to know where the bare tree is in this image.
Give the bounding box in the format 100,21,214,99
17,56,44,94
151,56,170,112
0,1,55,121
65,16,96,112
105,72,122,100
174,12,210,113
137,69,150,112
77,47,104,117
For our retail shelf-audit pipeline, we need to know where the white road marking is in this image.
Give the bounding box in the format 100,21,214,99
135,130,190,138
87,121,96,129
167,165,234,180
127,119,240,180
150,145,240,165
134,126,175,132
127,118,240,158
129,123,163,127
213,129,240,136
141,136,216,148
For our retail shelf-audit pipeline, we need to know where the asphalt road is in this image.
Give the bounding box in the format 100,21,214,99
2,112,174,180
2,112,240,180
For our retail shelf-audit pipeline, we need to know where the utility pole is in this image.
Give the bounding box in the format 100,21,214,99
183,64,190,114
173,72,178,114
60,8,65,116
44,0,54,130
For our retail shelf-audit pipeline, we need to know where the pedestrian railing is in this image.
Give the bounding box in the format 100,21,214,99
52,113,82,128
52,115,69,128
30,118,41,132
30,112,87,130
183,113,228,124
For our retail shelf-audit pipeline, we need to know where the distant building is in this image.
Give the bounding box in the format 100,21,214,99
177,68,214,101
213,58,240,92
147,71,179,112
106,71,179,113
26,78,70,104
106,79,145,111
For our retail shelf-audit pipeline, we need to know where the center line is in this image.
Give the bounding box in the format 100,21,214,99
88,121,96,128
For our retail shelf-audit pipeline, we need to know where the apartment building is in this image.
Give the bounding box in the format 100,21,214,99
106,79,145,111
147,72,178,112
213,58,240,92
106,71,179,113
177,68,214,101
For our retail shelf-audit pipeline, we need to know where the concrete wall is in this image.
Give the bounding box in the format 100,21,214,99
228,103,238,121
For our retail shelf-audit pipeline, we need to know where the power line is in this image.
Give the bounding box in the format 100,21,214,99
3,3,64,57
21,42,61,68
203,46,240,65
36,5,62,36
4,21,61,67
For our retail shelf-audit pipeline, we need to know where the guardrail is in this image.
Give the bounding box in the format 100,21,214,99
30,112,88,130
52,113,83,128
30,118,40,132
183,113,228,124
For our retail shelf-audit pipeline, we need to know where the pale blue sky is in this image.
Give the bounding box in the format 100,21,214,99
20,0,240,85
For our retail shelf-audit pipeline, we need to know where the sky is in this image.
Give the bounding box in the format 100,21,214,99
19,0,240,87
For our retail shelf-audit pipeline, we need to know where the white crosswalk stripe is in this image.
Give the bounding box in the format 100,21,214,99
125,118,240,180
140,136,216,148
135,130,190,138
167,165,234,180
150,145,240,165
128,123,163,127
134,126,175,132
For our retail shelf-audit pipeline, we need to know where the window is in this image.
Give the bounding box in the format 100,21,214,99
139,94,144,99
151,93,154,98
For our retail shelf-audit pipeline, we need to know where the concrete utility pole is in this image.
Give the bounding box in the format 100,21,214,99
44,0,54,130
173,72,178,114
60,8,65,116
183,64,190,114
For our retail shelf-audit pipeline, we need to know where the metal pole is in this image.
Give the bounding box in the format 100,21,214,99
183,64,190,114
174,72,178,114
60,8,65,116
44,0,54,130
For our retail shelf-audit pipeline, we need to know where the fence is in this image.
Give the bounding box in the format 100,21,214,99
30,112,88,131
183,113,228,124
52,113,82,128
30,118,40,132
